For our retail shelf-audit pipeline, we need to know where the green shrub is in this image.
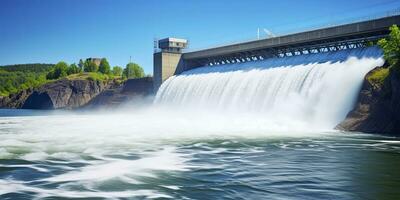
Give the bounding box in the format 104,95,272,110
112,66,123,76
378,25,400,75
99,58,111,74
67,63,81,75
46,61,68,80
367,68,389,85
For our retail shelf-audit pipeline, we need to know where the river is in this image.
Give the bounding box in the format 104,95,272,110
1,47,400,199
0,109,399,199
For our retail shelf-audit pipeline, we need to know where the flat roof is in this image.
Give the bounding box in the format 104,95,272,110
159,38,187,43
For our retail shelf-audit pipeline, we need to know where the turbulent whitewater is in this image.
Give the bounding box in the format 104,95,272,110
2,46,400,200
155,46,384,129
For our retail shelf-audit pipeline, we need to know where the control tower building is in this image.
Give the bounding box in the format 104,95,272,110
153,37,188,91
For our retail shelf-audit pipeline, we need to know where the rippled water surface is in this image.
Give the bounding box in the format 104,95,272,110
0,109,400,199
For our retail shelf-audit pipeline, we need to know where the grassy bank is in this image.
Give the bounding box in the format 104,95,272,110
66,72,120,81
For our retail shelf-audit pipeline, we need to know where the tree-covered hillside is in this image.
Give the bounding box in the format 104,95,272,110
0,60,147,97
1,64,54,73
0,64,54,97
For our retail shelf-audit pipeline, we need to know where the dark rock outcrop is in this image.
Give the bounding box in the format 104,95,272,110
0,79,111,109
22,79,109,109
337,67,400,135
0,77,155,110
122,77,154,95
0,88,34,108
22,91,54,109
85,77,154,108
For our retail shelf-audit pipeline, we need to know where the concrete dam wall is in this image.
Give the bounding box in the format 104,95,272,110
154,47,384,130
153,15,400,91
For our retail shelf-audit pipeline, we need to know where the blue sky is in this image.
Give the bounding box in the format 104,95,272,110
1,0,399,74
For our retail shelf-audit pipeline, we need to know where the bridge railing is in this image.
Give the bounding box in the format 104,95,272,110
183,8,400,53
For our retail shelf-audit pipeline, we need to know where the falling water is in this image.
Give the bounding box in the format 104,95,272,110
155,46,384,129
2,46,399,200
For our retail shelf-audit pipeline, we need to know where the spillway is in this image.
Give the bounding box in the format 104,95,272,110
155,46,384,130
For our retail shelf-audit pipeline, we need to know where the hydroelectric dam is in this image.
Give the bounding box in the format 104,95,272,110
152,14,399,130
153,15,400,90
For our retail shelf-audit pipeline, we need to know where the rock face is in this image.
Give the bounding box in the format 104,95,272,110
0,88,33,108
337,67,400,135
85,77,154,108
0,79,110,109
0,77,155,110
122,77,154,95
22,79,109,109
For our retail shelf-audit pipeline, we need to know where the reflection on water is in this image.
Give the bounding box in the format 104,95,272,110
0,110,399,199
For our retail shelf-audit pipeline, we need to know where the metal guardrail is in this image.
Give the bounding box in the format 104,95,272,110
183,8,400,53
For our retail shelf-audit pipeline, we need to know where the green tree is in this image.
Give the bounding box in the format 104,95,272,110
67,63,81,75
98,58,111,74
46,61,68,79
112,66,123,76
123,62,144,79
4,79,16,94
378,25,400,73
84,60,98,72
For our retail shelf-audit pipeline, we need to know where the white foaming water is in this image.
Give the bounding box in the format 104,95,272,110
155,46,384,130
0,47,386,199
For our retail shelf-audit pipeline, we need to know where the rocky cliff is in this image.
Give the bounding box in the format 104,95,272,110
337,66,400,135
84,77,154,109
0,79,112,109
24,79,111,109
0,88,34,108
0,77,154,110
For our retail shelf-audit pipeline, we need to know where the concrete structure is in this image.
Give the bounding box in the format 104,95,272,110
158,38,188,53
153,38,187,90
86,58,102,66
153,15,400,91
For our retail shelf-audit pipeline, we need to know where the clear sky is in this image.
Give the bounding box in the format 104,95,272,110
1,0,399,74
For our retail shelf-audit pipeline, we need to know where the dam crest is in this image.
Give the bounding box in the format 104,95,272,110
153,14,400,90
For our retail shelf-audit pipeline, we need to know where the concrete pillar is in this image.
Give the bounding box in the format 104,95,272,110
153,51,183,91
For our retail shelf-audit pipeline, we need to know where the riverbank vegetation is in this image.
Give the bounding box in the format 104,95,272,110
367,67,389,85
0,59,146,97
369,25,400,85
378,25,400,73
0,64,53,96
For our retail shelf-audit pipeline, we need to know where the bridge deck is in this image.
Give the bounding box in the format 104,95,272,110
182,15,400,66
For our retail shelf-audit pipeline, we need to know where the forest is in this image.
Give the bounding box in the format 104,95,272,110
0,60,145,97
0,64,53,96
